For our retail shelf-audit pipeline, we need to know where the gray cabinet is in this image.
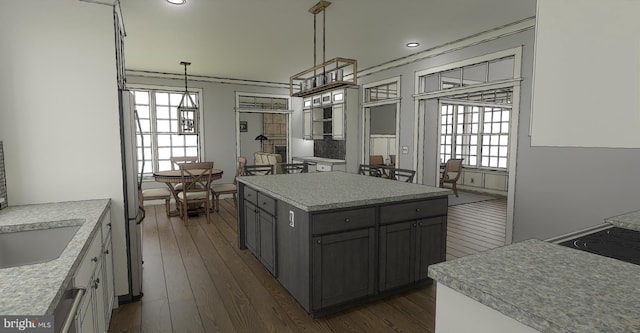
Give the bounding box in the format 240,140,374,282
312,228,375,310
311,208,376,310
379,217,445,291
242,186,277,276
379,198,447,291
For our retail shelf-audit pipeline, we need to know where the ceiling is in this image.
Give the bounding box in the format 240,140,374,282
119,0,536,84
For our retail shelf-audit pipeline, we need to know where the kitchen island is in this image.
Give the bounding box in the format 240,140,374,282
236,171,451,316
428,233,640,332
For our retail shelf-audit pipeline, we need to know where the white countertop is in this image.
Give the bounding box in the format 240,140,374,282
0,200,110,315
237,171,450,211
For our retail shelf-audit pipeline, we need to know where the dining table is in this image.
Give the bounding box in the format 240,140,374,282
153,168,224,216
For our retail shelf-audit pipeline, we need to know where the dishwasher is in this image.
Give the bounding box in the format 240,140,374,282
53,279,85,333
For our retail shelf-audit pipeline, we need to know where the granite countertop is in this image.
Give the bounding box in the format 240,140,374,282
291,156,346,165
605,209,640,231
428,239,640,333
237,171,451,212
0,199,111,315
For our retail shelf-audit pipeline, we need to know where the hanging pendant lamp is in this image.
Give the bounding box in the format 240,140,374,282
289,1,357,97
177,61,199,135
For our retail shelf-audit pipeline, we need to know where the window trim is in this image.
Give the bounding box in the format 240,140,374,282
127,84,205,180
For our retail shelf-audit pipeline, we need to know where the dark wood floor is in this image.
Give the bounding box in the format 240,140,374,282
108,194,507,332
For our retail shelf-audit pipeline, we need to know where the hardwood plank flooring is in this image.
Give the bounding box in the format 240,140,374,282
110,194,507,332
446,195,508,260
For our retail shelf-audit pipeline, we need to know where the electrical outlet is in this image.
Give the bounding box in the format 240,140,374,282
289,210,295,227
402,146,409,154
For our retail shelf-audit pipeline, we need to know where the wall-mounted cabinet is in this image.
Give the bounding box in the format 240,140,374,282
303,89,350,141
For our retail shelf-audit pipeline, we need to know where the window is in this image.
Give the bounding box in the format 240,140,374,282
440,99,510,170
132,88,201,177
420,56,515,93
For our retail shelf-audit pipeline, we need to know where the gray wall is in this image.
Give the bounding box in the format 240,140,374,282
358,27,640,242
370,104,396,135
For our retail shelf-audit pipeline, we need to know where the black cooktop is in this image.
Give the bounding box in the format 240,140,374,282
558,227,640,265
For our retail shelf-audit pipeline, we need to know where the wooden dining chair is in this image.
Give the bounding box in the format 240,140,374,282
244,164,274,176
440,158,464,197
210,156,246,212
170,156,199,170
388,168,416,183
170,156,200,192
358,164,382,177
176,162,214,225
281,163,308,174
369,155,384,166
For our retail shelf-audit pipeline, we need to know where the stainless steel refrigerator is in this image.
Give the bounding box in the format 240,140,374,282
118,89,145,302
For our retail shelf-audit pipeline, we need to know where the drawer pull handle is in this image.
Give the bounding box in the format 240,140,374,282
91,257,98,263
345,218,350,223
415,208,421,212
317,240,321,244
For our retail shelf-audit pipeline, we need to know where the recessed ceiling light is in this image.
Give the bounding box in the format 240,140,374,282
167,0,186,5
406,42,420,48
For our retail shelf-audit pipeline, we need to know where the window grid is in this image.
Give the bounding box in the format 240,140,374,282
365,82,398,102
440,104,454,163
132,89,200,177
440,104,510,170
480,107,509,169
419,55,515,94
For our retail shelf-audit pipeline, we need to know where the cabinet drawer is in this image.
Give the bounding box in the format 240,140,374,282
312,208,375,235
74,230,102,288
316,163,331,172
380,198,447,224
257,192,276,216
243,186,258,204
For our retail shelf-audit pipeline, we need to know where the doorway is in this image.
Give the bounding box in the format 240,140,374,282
234,93,293,165
361,77,401,166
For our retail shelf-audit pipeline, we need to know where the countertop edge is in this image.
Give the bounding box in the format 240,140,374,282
0,199,111,315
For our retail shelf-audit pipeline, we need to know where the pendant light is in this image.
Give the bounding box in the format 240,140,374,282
289,1,357,97
177,61,199,135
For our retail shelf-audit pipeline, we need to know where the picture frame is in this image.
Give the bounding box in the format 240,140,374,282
239,121,248,132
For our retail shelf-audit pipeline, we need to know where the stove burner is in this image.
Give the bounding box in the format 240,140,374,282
559,227,640,265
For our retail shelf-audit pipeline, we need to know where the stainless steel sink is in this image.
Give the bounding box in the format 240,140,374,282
0,222,83,269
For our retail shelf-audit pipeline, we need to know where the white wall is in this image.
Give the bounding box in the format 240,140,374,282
531,0,640,148
0,0,129,296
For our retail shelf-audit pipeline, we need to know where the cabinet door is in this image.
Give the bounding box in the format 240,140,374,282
258,210,277,276
303,109,312,140
78,291,95,333
332,104,344,140
94,272,106,333
415,217,445,281
103,232,115,326
244,201,258,255
379,221,415,291
312,228,375,310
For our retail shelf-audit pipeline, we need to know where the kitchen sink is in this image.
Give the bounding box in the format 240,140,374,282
0,221,83,269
